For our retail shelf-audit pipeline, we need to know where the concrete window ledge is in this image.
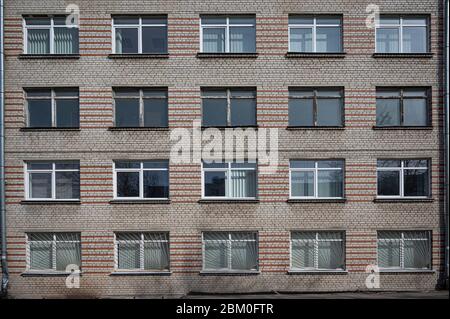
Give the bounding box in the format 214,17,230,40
198,199,259,204
20,127,81,132
197,53,258,59
200,270,260,276
20,200,81,205
286,52,346,58
201,125,259,130
109,199,171,205
372,53,433,59
108,127,169,131
287,199,346,204
19,54,80,59
372,126,433,130
108,54,169,59
288,270,348,275
286,126,345,130
379,269,436,274
373,198,434,203
110,271,172,276
21,271,80,277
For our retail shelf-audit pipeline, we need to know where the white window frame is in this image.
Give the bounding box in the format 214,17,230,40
113,161,169,200
25,161,80,201
114,232,170,272
23,16,79,54
201,232,258,272
289,160,344,199
288,16,342,53
200,16,255,53
112,16,167,54
377,231,431,270
376,159,430,199
201,162,257,200
26,233,81,272
289,231,345,271
375,16,429,53
25,88,79,128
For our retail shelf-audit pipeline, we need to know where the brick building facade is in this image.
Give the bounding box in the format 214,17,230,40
0,0,447,298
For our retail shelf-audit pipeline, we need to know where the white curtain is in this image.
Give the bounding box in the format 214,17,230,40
378,231,402,268
54,28,78,54
203,28,225,53
55,233,81,271
230,170,256,198
29,233,53,270
144,233,169,271
231,233,257,270
404,231,430,269
117,233,141,269
292,240,315,268
27,29,50,54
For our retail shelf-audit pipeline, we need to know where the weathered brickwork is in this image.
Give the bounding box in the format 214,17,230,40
1,0,446,298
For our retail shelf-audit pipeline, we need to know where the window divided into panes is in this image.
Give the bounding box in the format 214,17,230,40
25,161,80,200
376,88,430,127
24,16,79,54
202,232,258,271
113,16,168,54
377,231,431,270
115,233,170,272
25,88,79,128
377,159,430,198
113,88,168,128
290,160,344,199
288,88,343,127
201,88,256,127
27,233,81,272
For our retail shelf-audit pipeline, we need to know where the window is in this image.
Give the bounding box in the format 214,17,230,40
288,88,343,127
202,88,256,127
113,88,168,127
202,232,258,271
24,16,79,54
114,161,169,199
202,162,257,199
113,16,167,54
291,231,345,271
288,15,342,53
25,161,80,200
27,233,81,272
377,159,430,198
377,231,431,270
376,16,429,53
376,88,430,127
25,88,79,128
290,160,344,198
200,15,256,53
115,233,169,272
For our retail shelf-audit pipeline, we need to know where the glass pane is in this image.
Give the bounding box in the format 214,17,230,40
377,170,400,196
115,88,140,97
118,242,141,269
142,26,167,53
25,17,51,25
316,17,341,25
290,160,315,169
204,241,228,269
204,171,226,197
143,98,168,127
116,233,141,241
378,239,401,268
404,169,429,196
229,170,256,198
115,161,140,169
204,232,229,241
202,89,227,98
379,17,400,25
202,28,225,53
404,239,430,269
289,16,314,25
115,28,138,54
317,170,343,197
30,172,52,198
231,241,257,270
405,160,428,168
54,27,79,54
28,99,52,127
30,242,52,270
55,171,80,199
202,98,227,126
230,89,255,98
376,99,401,126
403,88,427,97
27,29,50,54
28,162,52,170
318,240,343,269
378,231,401,240
56,241,80,271
55,162,79,170
114,17,139,25
290,28,313,52
403,17,427,26
291,171,314,197
143,170,169,198
316,98,342,126
376,28,399,53
288,98,313,126
377,159,401,168
403,99,427,126
230,98,256,126
403,27,427,53
317,160,343,169
56,99,79,127
292,241,315,268
230,26,256,53
316,89,342,97
117,172,140,197
142,16,167,25
404,231,429,239
115,98,140,127
376,89,400,98
318,232,343,240
316,27,341,52
229,16,255,25
201,16,227,25
143,161,168,169
144,241,169,270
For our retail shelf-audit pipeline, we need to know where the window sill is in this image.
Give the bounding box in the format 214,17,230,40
372,53,433,59
20,200,81,205
198,199,259,204
201,125,258,130
287,198,346,204
20,127,81,132
288,270,348,275
21,271,81,277
200,270,260,276
286,126,345,130
286,52,346,58
372,126,433,130
109,199,171,205
373,198,434,203
110,271,172,276
108,54,169,59
108,127,169,131
379,269,435,274
197,52,258,59
18,54,80,59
